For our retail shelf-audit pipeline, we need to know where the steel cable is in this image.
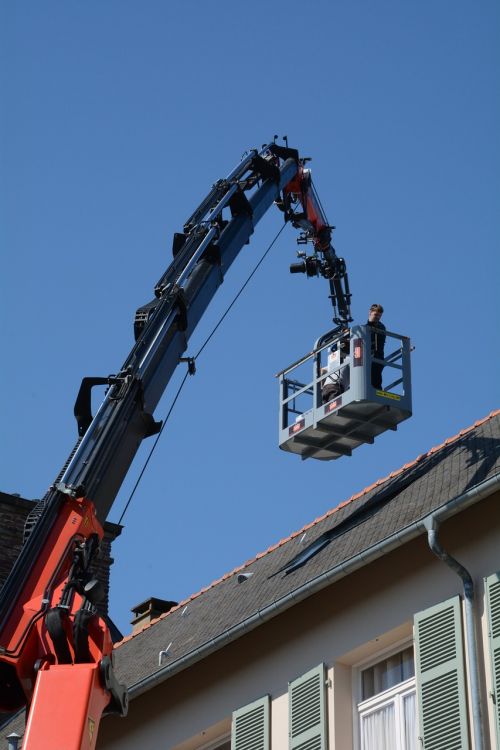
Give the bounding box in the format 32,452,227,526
118,221,287,524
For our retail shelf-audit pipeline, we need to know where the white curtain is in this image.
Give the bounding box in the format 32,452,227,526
403,692,417,750
361,703,397,750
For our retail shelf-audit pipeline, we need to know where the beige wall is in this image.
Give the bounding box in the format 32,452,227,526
98,491,500,750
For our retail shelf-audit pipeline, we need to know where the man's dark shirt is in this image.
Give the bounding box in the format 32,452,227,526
367,320,386,360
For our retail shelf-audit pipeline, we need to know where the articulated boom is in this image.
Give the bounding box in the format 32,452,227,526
0,141,346,748
284,162,352,328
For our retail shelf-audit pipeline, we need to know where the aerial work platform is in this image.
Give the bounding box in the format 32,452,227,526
278,325,412,460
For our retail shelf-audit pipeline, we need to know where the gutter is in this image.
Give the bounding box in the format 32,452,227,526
128,472,500,699
426,519,484,750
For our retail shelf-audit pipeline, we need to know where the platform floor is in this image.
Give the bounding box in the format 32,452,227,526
280,398,411,460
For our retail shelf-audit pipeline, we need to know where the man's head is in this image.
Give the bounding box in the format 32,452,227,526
368,303,384,323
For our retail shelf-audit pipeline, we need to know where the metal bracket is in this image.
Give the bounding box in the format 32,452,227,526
55,481,85,498
180,356,196,375
74,376,123,437
100,655,129,717
250,154,281,184
268,142,300,163
174,287,189,332
229,188,253,218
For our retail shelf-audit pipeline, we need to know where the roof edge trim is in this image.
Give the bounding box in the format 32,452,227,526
128,471,500,700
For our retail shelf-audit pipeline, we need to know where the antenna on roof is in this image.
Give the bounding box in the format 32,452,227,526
158,642,173,666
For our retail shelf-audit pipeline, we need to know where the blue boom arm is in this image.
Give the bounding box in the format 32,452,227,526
0,142,350,746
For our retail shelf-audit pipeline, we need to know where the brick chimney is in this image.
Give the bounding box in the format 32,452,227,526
0,491,121,619
130,597,178,633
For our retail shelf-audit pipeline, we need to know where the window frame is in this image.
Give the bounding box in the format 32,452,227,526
352,638,418,750
357,678,416,750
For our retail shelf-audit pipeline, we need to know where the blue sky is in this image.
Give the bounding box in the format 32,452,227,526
1,1,499,633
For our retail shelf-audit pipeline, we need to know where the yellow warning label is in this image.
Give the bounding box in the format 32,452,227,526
88,718,95,745
376,390,401,401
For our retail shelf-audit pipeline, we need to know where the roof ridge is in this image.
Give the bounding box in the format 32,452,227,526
115,408,499,647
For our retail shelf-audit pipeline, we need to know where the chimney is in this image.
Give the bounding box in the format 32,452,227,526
130,597,178,633
0,491,122,619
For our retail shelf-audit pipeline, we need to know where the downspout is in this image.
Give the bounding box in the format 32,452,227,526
425,516,484,750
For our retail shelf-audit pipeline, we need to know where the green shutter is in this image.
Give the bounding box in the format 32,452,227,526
414,596,469,749
486,572,500,748
232,695,270,750
288,663,326,750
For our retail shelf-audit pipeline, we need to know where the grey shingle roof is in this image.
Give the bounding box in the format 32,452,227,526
114,410,500,691
1,410,499,740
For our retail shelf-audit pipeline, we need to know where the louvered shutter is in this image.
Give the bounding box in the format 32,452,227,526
414,596,469,749
232,695,270,750
288,663,326,750
486,572,500,748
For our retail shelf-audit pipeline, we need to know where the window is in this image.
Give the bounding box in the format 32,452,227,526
356,645,417,750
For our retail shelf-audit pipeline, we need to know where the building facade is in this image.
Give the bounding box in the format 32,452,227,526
2,410,500,749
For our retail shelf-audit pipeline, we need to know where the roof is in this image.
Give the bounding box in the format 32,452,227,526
2,410,499,738
114,409,500,692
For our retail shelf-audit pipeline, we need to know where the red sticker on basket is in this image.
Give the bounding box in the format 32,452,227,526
289,419,305,436
324,397,342,414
